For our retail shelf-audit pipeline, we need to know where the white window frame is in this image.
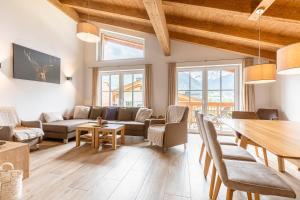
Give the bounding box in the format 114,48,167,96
98,30,146,62
99,70,145,107
176,64,241,128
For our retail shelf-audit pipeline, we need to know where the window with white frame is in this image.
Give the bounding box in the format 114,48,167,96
100,70,144,107
176,65,240,130
100,30,145,61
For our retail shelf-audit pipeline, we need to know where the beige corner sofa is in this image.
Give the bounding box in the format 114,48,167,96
43,106,151,143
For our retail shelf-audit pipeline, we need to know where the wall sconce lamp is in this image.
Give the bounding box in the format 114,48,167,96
66,76,72,81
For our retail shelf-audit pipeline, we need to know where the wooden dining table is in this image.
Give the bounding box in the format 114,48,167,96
222,119,300,172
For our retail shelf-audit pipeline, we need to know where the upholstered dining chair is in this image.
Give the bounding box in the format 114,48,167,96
196,113,256,198
147,105,189,151
232,111,269,166
257,108,279,120
0,107,44,149
203,120,296,200
196,111,237,163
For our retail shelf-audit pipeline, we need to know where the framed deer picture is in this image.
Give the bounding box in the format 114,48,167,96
13,44,61,84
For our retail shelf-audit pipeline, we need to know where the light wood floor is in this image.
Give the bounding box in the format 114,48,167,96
23,134,300,200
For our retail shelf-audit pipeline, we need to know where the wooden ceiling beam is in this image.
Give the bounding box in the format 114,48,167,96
248,0,275,21
79,13,275,60
79,13,154,34
48,0,79,22
143,0,170,56
60,0,149,23
167,15,298,48
169,31,276,60
162,0,260,15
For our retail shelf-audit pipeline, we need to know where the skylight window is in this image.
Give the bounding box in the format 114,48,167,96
100,30,145,61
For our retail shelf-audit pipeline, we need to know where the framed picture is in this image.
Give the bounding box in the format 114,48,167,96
13,44,61,84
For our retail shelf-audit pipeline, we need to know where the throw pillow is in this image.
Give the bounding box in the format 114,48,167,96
118,108,132,121
135,108,153,122
43,112,63,123
73,106,90,119
89,106,104,119
104,107,118,120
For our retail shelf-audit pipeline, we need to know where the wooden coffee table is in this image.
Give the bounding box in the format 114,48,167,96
75,123,97,148
94,124,125,150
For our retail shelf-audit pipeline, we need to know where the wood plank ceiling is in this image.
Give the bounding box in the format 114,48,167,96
50,0,300,60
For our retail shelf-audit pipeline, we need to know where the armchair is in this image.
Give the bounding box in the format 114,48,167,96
0,107,44,149
147,105,189,151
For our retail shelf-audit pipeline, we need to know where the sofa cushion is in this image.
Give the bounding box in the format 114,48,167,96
89,106,106,119
118,108,133,121
130,107,141,120
74,106,90,119
135,108,152,122
43,112,63,123
107,120,144,131
104,107,118,120
14,127,44,141
43,119,91,133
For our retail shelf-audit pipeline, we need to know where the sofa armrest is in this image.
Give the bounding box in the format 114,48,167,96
164,122,188,148
150,119,166,125
0,126,14,141
21,120,42,128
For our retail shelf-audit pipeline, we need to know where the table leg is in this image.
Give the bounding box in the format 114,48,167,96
121,128,125,144
112,131,117,150
94,130,99,149
76,129,80,147
277,156,285,172
239,135,248,149
91,129,95,149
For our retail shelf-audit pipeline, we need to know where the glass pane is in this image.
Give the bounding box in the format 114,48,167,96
190,91,203,130
101,92,110,106
123,74,133,91
178,72,189,90
133,91,143,107
101,75,110,91
207,91,221,117
177,91,190,106
133,73,143,91
208,70,221,90
123,91,132,107
110,75,119,91
190,71,202,90
222,91,234,103
102,34,144,61
111,91,119,106
222,69,235,90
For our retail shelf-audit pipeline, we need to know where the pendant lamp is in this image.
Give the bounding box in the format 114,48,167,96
76,0,100,43
277,42,300,75
244,7,276,84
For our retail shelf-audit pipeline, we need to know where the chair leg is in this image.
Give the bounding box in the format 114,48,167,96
254,193,260,200
262,148,269,167
212,176,222,200
226,188,233,200
247,192,252,200
226,188,234,200
203,152,211,178
209,164,216,199
255,146,259,157
199,143,205,163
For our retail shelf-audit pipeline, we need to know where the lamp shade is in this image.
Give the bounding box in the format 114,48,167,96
244,64,276,84
76,22,100,43
277,42,300,75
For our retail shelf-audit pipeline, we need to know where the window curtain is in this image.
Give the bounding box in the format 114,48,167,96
243,58,256,111
168,63,177,106
144,64,152,108
91,68,99,106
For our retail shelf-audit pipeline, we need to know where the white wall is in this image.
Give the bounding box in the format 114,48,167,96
0,0,85,120
270,75,300,121
84,25,252,115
